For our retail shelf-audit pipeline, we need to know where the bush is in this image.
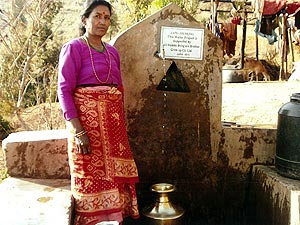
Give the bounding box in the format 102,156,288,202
0,116,12,141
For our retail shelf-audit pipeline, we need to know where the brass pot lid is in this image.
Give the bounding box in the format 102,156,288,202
151,183,175,193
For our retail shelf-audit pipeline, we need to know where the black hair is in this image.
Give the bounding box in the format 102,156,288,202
79,0,112,36
82,0,112,18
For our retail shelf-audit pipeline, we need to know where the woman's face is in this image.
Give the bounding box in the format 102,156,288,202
83,5,111,37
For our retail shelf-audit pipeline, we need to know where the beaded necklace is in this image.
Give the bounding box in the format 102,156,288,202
82,35,112,84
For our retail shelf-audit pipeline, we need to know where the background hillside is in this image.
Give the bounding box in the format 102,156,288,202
2,0,287,62
52,0,300,66
53,0,86,42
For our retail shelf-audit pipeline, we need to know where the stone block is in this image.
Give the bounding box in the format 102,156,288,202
247,165,300,225
2,130,70,179
0,177,73,225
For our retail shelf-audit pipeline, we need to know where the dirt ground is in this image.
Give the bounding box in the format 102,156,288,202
222,80,300,128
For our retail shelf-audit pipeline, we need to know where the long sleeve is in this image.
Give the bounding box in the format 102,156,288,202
57,40,82,120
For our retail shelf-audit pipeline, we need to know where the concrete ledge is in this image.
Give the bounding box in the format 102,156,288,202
0,177,73,225
247,165,300,225
2,130,70,178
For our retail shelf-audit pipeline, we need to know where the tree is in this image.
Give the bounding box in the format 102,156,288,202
149,0,200,16
111,0,200,32
0,0,62,124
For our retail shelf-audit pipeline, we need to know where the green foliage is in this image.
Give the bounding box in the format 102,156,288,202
129,0,153,22
149,0,200,17
0,116,12,140
0,167,8,184
111,0,200,33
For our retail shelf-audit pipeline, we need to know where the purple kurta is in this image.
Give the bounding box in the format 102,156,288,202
57,37,122,120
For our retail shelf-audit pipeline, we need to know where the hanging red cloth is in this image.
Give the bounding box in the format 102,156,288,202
263,0,286,15
220,22,237,57
231,16,241,25
286,2,300,15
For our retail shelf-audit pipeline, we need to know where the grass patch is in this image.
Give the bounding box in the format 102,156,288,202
0,167,7,184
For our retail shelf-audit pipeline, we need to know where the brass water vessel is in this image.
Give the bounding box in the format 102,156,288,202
142,183,185,225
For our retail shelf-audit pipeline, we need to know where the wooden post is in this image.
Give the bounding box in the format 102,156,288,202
284,14,288,80
256,34,259,60
279,13,288,80
211,0,219,35
240,5,247,68
288,28,294,62
279,15,284,80
211,0,216,35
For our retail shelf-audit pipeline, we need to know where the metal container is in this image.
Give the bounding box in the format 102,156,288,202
96,222,119,225
276,93,300,179
142,183,185,225
222,65,247,83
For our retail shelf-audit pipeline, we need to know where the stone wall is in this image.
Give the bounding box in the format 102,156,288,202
2,130,69,179
110,3,277,223
247,165,300,225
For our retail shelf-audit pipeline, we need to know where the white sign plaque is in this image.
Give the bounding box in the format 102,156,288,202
160,26,204,60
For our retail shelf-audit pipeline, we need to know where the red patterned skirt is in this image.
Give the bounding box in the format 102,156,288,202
68,86,139,225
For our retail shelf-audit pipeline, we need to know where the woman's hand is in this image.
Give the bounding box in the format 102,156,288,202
75,133,90,154
67,118,91,154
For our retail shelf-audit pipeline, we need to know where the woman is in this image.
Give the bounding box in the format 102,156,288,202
57,1,139,224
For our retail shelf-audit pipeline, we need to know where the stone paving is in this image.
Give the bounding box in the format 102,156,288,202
0,177,73,225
